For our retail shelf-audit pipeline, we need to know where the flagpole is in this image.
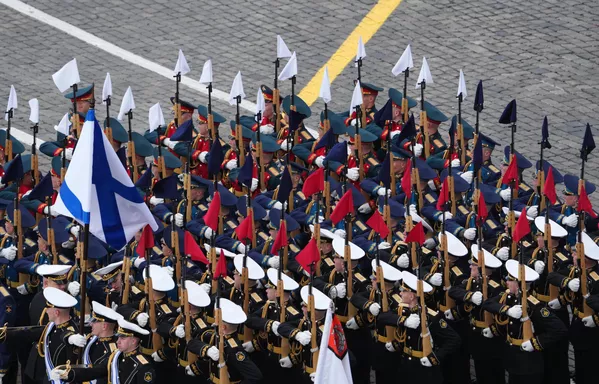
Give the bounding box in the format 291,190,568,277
236,96,245,167
127,109,139,182
104,94,113,144
31,121,39,186
402,68,409,124
308,260,319,374
181,249,197,365
242,232,252,342
457,93,466,165
419,80,430,158
71,84,81,139
273,57,281,134
5,105,13,161
354,105,364,181
256,110,265,193
277,214,290,358
374,233,394,342
14,175,27,285
344,212,356,318
78,224,90,342
577,134,592,317
156,124,166,179
46,197,58,264
121,241,132,304
207,81,216,143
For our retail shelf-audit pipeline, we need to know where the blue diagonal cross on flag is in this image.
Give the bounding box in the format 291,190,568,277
53,109,158,249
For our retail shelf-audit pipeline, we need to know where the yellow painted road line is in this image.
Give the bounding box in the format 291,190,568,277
298,0,403,106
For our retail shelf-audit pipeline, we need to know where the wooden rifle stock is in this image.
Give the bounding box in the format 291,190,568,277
273,89,281,134
376,264,395,341
182,288,197,364
216,307,230,384
146,277,163,351
308,293,319,372
545,222,558,301
122,255,131,304
278,278,290,358
344,243,356,318
418,279,432,356
440,232,455,311
420,110,430,158
520,263,534,342
242,266,252,342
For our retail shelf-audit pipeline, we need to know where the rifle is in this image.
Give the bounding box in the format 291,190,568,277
126,109,139,182
31,122,39,185
384,152,393,244
235,96,245,167
577,179,593,317
273,57,281,134
402,68,410,124
277,216,290,358
215,274,230,384
419,80,430,158
375,234,394,341
14,191,27,285
308,263,319,373
181,252,197,364
242,237,252,342
207,82,216,143
256,110,265,192
79,224,90,341
61,135,67,183
448,125,457,216
457,93,466,165
121,243,132,305
354,106,364,181
5,105,13,161
71,84,81,138
155,125,166,179
476,211,493,326
174,73,182,129
46,197,58,264
543,210,558,301
185,144,192,224
144,248,163,352
104,95,113,144
344,213,356,318
439,214,455,313
518,243,534,342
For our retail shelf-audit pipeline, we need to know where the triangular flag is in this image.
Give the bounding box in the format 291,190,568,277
392,44,414,76
214,249,228,279
477,191,488,223
541,116,551,149
366,209,390,240
579,184,597,218
276,167,292,205
278,51,297,81
198,59,213,85
415,57,433,88
102,73,112,104
349,81,363,114
296,237,320,273
148,103,165,133
457,69,467,100
378,153,391,189
5,85,17,121
256,86,265,116
405,221,425,245
401,158,412,202
436,177,449,211
543,166,557,205
54,113,71,136
174,49,190,76
513,208,531,243
28,98,39,124
204,191,221,231
184,231,209,264
228,71,245,106
501,154,519,190
271,219,288,254
473,134,483,173
319,66,332,104
276,35,292,58
302,168,324,197
117,86,136,121
3,154,23,183
474,80,484,112
498,99,517,124
330,189,353,225
235,215,254,245
355,36,366,67
581,123,596,161
52,58,80,92
207,138,224,177
136,224,155,258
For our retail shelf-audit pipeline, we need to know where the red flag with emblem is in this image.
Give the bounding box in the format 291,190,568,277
295,237,320,273
204,191,221,231
271,220,288,254
579,184,597,218
401,158,412,201
235,215,253,245
330,190,353,225
543,166,557,205
136,224,154,258
184,231,209,265
512,208,531,243
213,249,228,279
405,221,425,245
366,209,390,239
302,168,325,197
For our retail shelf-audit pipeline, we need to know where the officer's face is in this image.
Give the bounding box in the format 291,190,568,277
482,148,492,162
52,174,62,189
393,159,407,174
264,102,273,119
426,121,440,134
506,280,519,294
198,122,209,137
233,270,241,290
400,290,416,305
37,234,48,251
333,256,345,273
392,104,402,120
361,142,373,154
363,94,376,109
321,241,332,254
4,221,13,235
564,194,578,207
77,100,90,114
112,274,122,291
266,287,277,301
117,336,138,352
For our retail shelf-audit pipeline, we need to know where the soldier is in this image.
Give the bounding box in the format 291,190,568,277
278,95,315,151
0,279,16,384
39,112,85,160
498,147,535,203
464,134,502,184
400,101,448,159
344,82,383,126
146,98,196,145
65,84,94,115
90,261,124,308
229,254,266,315
0,130,26,179
103,117,129,152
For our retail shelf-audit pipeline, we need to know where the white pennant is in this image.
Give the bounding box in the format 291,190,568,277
348,81,363,114
54,113,71,136
174,49,190,76
228,71,245,106
392,44,414,76
355,36,366,67
52,58,80,93
457,69,468,100
415,57,433,89
102,73,112,104
148,103,165,133
255,87,265,116
198,59,213,85
4,85,17,121
276,35,292,59
117,86,136,121
278,51,297,81
319,66,332,104
28,98,39,124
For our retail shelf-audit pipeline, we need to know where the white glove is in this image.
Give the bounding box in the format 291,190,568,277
582,316,597,328
166,139,178,150
65,147,74,160
369,303,381,316
267,256,280,269
67,281,80,296
482,327,494,338
405,313,420,329
496,247,510,261
199,283,211,294
151,352,164,362
507,305,523,319
568,278,580,292
444,309,455,321
427,179,437,190
280,139,291,151
260,124,275,135
68,225,80,238
563,214,578,228
251,178,259,192
17,284,28,295
207,346,220,361
451,159,461,167
149,196,164,206
185,365,195,376
271,321,280,336
397,254,410,269
390,130,400,139
471,291,483,306
334,229,346,239
133,257,144,268
335,282,347,299
174,213,184,227
460,171,474,184
279,356,293,368
272,201,283,210
242,341,255,353
50,368,66,381
527,205,539,219
378,241,391,250
429,273,443,287
548,299,561,310
0,246,17,261
137,313,149,327
310,372,316,382
62,240,76,249
420,357,432,367
203,227,214,240
346,167,360,181
163,266,174,278
414,143,423,157
385,342,396,352
346,317,359,330
68,334,87,347
226,159,237,170
521,340,534,352
198,152,209,163
314,156,325,168
295,331,311,346
377,187,391,197
358,203,372,214
423,238,436,249
464,228,477,240
534,260,545,274
236,242,247,254
500,188,512,202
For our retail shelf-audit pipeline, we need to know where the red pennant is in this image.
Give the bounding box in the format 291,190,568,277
513,208,531,243
213,249,228,279
436,177,449,211
295,237,320,273
579,184,597,218
405,221,425,245
543,167,557,205
204,191,221,231
302,168,325,197
235,215,254,245
477,191,488,224
184,231,209,265
366,209,390,240
330,189,354,225
136,224,154,258
501,154,519,190
401,158,412,201
271,220,288,254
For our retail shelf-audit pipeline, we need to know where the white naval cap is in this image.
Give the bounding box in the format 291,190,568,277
91,301,123,323
300,285,332,311
401,271,433,293
266,268,299,291
332,237,365,260
219,298,247,324
116,317,150,337
533,217,567,238
471,244,502,269
185,280,211,308
148,264,175,292
234,254,265,280
438,232,468,257
505,259,539,282
43,286,78,309
581,232,599,261
371,259,402,282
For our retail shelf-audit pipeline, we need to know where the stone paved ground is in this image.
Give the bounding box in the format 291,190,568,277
2,0,598,381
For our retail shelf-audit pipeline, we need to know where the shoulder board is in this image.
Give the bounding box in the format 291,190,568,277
136,355,149,365
485,219,498,230
425,194,436,203
226,220,237,229
195,318,207,329
0,286,9,297
131,286,142,295
555,252,569,262
590,271,599,281
251,292,263,303
258,232,269,241
59,255,71,264
300,130,313,141
152,246,163,255
355,221,367,231
489,280,500,288
354,273,366,282
198,204,208,212
268,167,280,177
90,274,101,281
433,139,444,148
109,343,117,352
451,266,463,277
289,244,300,253
324,258,334,267
528,296,540,305
296,191,306,200
487,165,500,173
458,205,470,215
367,157,379,166
392,294,402,304
427,308,439,317
286,306,299,316
522,240,532,248
227,337,238,348
224,276,235,285
25,239,35,247
160,304,172,314
520,183,531,192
